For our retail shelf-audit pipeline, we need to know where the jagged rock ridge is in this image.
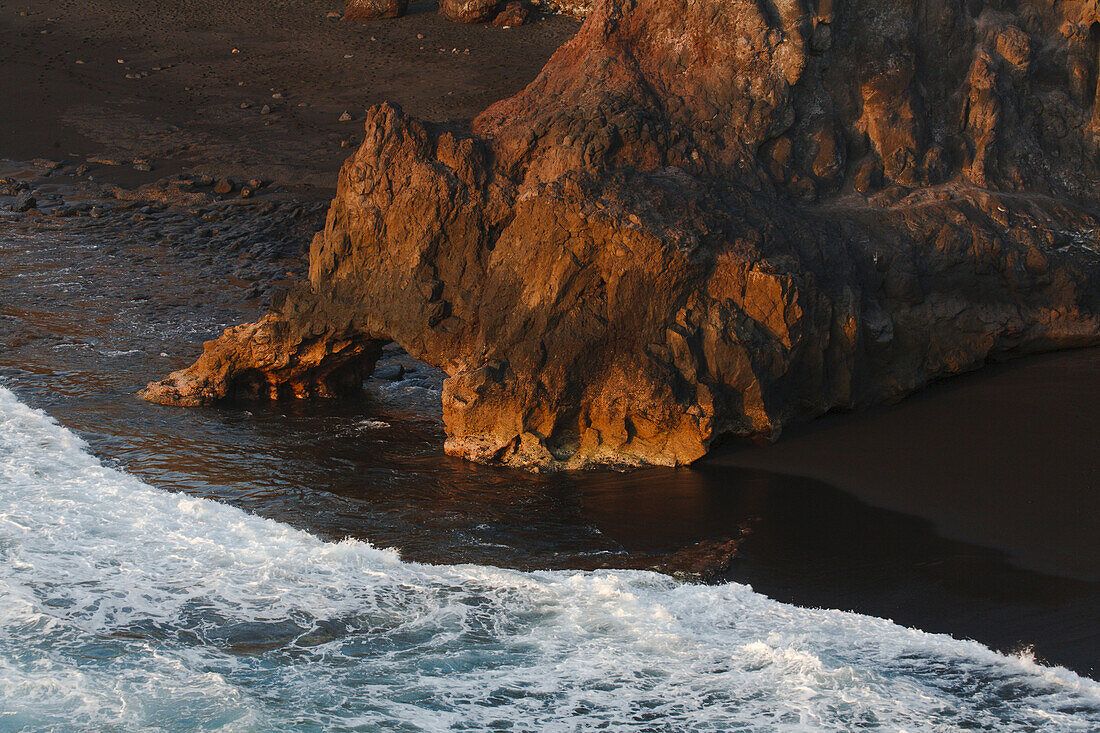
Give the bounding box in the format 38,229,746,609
143,0,1100,470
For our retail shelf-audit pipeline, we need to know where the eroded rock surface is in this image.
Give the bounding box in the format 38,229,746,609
439,0,502,23
529,0,593,18
145,0,1100,470
344,0,408,20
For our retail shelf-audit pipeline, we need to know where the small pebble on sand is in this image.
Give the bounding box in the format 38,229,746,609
260,105,272,115
339,111,353,122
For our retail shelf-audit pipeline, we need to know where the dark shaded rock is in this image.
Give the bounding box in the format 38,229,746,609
651,537,742,582
147,0,1100,471
213,178,234,195
0,178,30,196
15,195,37,212
344,0,407,20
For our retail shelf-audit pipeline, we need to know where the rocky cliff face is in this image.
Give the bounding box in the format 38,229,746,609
143,0,1100,470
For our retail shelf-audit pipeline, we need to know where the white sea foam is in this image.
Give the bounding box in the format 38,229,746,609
356,419,391,430
0,385,1098,731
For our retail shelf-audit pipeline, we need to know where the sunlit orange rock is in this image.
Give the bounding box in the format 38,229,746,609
145,0,1100,470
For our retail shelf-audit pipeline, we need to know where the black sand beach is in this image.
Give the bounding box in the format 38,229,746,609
2,0,1097,680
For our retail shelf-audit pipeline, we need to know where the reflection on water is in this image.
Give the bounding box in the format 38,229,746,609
1,215,1097,676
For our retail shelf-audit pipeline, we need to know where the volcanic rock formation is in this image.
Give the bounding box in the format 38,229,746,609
144,0,1100,470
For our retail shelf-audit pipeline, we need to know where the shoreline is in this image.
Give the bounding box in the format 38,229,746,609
706,346,1100,583
1,159,1097,676
2,0,1098,679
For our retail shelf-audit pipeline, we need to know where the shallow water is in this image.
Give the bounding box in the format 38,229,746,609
0,204,1098,723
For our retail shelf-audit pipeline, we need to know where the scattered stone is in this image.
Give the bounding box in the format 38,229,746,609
440,0,499,23
240,187,254,199
240,102,252,109
213,178,234,195
248,179,263,189
493,1,530,27
0,178,30,196
133,160,153,172
14,195,37,212
652,538,743,582
260,104,272,115
31,159,62,171
344,0,408,20
339,111,353,122
271,93,283,99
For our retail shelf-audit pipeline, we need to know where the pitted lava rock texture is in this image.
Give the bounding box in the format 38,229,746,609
493,1,531,27
530,0,593,17
439,0,501,23
145,0,1100,470
344,0,408,20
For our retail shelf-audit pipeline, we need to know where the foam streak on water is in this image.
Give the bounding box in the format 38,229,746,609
0,386,1097,732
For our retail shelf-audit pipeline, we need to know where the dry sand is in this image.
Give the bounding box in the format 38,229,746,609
1,0,577,194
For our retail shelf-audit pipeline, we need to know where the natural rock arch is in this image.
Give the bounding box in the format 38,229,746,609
144,0,1100,471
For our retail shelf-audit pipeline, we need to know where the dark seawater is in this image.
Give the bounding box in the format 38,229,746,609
1,199,1097,688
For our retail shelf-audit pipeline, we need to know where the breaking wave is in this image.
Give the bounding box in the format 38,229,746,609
1,386,1097,731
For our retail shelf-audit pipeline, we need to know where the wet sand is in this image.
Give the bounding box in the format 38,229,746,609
707,348,1100,583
